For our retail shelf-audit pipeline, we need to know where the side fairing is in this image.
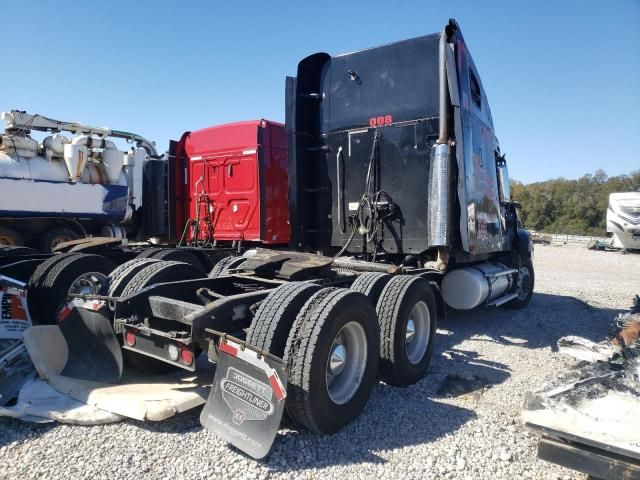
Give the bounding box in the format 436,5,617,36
451,34,504,254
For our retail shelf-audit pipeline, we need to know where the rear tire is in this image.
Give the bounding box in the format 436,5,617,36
148,248,204,272
504,258,535,310
284,288,379,433
136,247,163,259
376,276,437,387
103,258,161,297
350,272,392,305
0,226,25,246
246,282,321,357
120,261,205,298
208,256,245,278
36,254,115,325
27,253,82,323
39,226,80,253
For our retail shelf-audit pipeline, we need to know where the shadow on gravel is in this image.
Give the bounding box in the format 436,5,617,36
421,292,623,396
0,418,56,447
441,292,621,352
263,386,476,470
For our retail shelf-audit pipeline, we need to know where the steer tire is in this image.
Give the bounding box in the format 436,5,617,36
208,256,245,278
38,254,115,325
376,276,437,387
284,288,379,434
148,248,204,272
246,282,322,357
120,260,205,298
27,253,82,323
504,258,535,310
350,272,393,306
104,258,161,297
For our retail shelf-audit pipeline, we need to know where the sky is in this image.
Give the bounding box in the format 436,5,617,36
1,0,638,184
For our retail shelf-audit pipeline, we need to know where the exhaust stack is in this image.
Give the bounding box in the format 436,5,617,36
427,21,456,249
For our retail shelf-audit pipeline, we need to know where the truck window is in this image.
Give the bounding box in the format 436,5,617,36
469,69,482,109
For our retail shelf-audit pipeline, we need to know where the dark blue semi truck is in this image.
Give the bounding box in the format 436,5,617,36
13,20,534,459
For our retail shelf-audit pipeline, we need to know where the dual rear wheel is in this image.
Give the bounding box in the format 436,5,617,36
246,274,438,434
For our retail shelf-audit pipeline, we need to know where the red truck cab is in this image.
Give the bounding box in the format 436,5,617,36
172,120,289,245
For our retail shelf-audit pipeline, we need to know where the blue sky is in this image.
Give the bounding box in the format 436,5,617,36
2,0,638,184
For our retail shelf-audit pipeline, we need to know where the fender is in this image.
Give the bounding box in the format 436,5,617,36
515,228,533,254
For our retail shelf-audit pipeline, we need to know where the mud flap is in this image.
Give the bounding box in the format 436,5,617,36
200,336,287,459
57,299,123,384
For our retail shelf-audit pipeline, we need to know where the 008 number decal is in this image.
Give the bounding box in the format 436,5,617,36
369,115,393,127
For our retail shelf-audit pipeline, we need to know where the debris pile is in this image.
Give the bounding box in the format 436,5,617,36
0,339,34,407
523,296,640,461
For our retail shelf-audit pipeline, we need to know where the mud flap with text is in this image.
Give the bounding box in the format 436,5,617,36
200,337,287,459
58,299,123,384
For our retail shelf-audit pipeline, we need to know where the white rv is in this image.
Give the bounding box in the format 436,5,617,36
607,192,640,250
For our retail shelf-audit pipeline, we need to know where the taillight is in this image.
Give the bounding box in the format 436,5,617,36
180,347,194,366
125,330,136,347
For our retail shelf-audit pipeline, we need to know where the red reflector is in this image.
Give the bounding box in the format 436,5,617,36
219,341,238,357
125,331,136,347
268,373,286,401
58,304,73,322
180,348,194,365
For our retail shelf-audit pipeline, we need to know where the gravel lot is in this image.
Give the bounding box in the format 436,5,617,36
1,244,638,479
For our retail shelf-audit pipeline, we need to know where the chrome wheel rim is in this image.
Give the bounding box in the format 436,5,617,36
68,272,109,296
325,321,367,405
405,301,430,365
516,266,532,300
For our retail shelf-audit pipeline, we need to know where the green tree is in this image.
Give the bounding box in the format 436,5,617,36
510,169,640,235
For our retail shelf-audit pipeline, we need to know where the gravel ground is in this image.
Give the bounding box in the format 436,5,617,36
1,244,638,479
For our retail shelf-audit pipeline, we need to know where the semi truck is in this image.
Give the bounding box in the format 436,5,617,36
0,111,158,251
2,19,534,459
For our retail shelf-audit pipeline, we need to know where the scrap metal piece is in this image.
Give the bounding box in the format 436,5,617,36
23,325,212,421
0,340,35,406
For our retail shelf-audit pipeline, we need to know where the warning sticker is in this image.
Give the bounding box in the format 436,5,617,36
0,288,31,339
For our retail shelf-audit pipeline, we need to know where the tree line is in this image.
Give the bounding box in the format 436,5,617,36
510,169,640,236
